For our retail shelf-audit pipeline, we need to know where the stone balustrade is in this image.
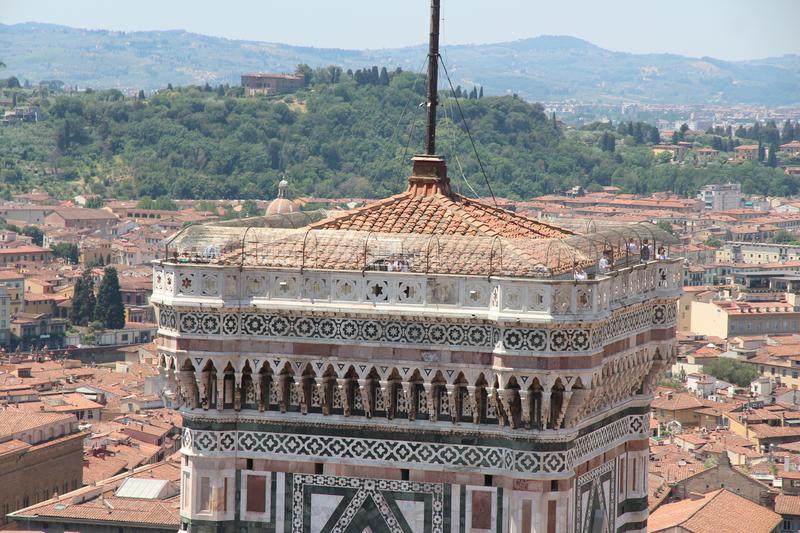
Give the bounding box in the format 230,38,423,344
151,258,682,321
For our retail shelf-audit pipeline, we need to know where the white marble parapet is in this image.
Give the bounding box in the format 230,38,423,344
151,258,682,323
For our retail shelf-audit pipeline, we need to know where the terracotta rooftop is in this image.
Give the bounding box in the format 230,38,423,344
11,459,181,529
310,156,572,239
647,489,781,533
0,410,76,439
775,494,800,516
651,391,709,411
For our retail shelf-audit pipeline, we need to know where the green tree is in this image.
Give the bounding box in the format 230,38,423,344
241,199,261,218
702,358,759,387
21,226,43,246
767,143,778,168
69,269,96,326
94,266,125,329
782,120,795,142
294,64,314,86
770,230,800,244
656,220,674,236
85,197,104,208
51,242,80,263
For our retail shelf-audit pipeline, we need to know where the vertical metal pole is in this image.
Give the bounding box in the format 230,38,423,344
425,0,440,155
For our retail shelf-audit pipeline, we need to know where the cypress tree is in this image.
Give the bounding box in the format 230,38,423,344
758,141,765,162
783,120,796,142
478,86,484,99
70,269,96,326
633,122,644,144
767,143,778,168
94,266,125,330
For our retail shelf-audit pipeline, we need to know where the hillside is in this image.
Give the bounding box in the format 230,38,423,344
1,23,799,105
1,76,796,203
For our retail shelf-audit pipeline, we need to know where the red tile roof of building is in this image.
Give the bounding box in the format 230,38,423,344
48,208,119,221
310,189,572,238
0,411,76,439
11,459,181,529
647,489,781,533
775,494,800,515
651,391,709,411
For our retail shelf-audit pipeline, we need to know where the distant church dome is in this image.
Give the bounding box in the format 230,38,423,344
265,179,299,216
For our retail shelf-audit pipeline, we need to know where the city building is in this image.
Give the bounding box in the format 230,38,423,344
44,208,119,232
780,141,800,157
9,458,181,533
0,411,83,526
0,245,52,266
240,73,304,96
698,183,742,212
716,241,800,265
734,145,760,162
647,489,781,533
651,144,687,162
695,147,719,164
690,300,800,339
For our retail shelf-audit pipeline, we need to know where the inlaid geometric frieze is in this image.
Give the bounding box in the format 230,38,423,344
181,414,647,477
157,298,675,353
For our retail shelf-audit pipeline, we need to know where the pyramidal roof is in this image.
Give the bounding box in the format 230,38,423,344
310,156,572,239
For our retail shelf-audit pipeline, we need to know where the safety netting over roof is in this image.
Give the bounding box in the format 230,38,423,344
162,221,678,279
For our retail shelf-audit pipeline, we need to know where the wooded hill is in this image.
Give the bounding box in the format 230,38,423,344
1,71,798,203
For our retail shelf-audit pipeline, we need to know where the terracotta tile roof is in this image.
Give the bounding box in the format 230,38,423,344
648,474,670,512
49,208,119,221
775,494,800,516
82,454,129,485
11,459,181,528
651,391,709,411
649,442,709,483
0,438,31,456
647,489,781,533
0,410,75,439
746,423,800,439
309,190,572,239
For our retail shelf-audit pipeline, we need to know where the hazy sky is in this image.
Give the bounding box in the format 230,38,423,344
2,0,798,61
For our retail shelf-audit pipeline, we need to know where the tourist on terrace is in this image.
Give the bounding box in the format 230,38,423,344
640,239,651,261
573,262,588,281
598,250,611,274
657,246,668,260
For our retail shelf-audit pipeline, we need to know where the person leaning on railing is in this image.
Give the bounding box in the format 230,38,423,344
573,262,588,281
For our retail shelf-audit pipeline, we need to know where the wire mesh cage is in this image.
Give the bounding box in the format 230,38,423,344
161,221,679,279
